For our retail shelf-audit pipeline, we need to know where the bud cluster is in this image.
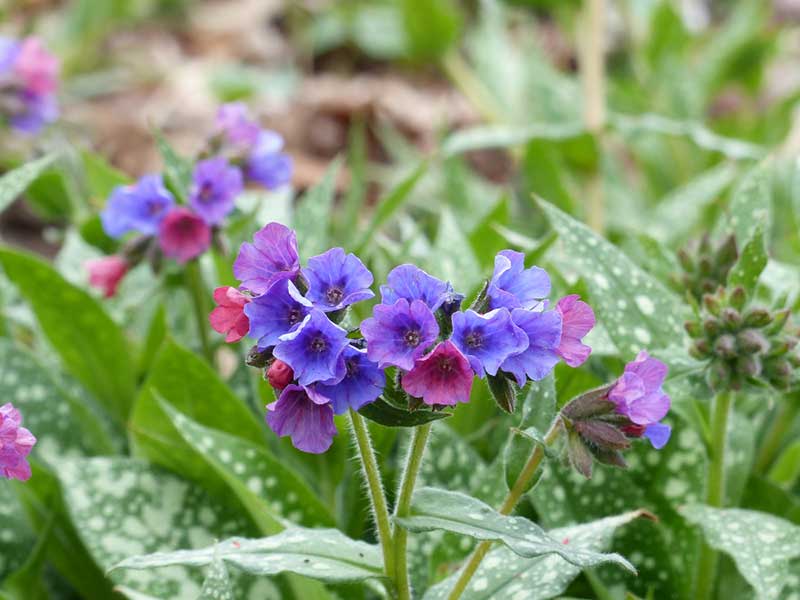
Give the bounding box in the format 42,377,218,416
672,234,738,303
686,286,799,391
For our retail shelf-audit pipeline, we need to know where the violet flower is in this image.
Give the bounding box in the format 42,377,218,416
273,309,349,386
266,385,337,454
488,250,551,310
303,247,374,312
451,308,529,378
361,298,439,371
234,222,300,295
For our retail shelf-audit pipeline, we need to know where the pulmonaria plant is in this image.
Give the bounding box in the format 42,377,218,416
0,402,36,481
0,36,58,133
88,103,292,297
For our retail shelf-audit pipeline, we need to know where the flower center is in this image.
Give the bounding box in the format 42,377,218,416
438,357,454,374
345,358,359,377
287,308,302,326
404,329,421,348
198,181,215,203
309,336,327,353
326,286,344,306
465,331,483,349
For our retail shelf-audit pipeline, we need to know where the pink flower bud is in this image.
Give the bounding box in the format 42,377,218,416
267,359,294,391
86,255,128,298
209,286,250,343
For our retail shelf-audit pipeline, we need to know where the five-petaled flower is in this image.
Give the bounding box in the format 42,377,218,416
209,286,251,343
0,403,36,481
402,341,473,406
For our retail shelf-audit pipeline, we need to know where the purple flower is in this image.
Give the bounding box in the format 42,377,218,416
246,131,293,189
451,309,528,378
9,90,58,133
488,250,550,310
101,174,175,238
303,248,374,312
0,403,36,481
610,351,671,449
361,298,439,371
266,385,337,454
216,103,260,148
158,207,211,264
401,341,473,406
309,346,385,414
273,309,349,386
244,279,312,349
555,295,595,367
0,36,59,134
500,309,563,386
380,264,450,311
234,222,300,294
189,157,243,225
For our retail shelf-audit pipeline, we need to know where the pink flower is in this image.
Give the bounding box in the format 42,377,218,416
209,286,250,343
158,207,211,264
86,255,129,298
267,359,294,391
14,37,59,95
402,341,474,406
0,403,36,481
555,295,595,367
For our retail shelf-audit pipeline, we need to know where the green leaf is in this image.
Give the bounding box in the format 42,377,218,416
293,158,341,258
401,0,461,60
358,398,450,427
728,221,768,294
726,165,772,244
82,150,130,201
198,558,234,600
0,155,58,215
111,528,385,583
355,162,427,254
398,487,635,571
430,208,482,293
0,248,136,424
423,511,648,600
441,122,584,157
24,168,77,220
0,483,35,581
540,200,688,355
155,132,192,203
681,505,800,600
768,440,800,488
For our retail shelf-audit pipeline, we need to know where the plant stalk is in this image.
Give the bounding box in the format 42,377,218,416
755,399,800,473
694,390,733,600
185,260,213,363
348,410,396,583
394,423,433,600
446,417,564,600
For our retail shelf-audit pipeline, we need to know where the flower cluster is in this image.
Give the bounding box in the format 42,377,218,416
211,224,599,454
672,233,738,303
89,104,292,298
0,36,58,133
561,351,672,478
0,403,36,481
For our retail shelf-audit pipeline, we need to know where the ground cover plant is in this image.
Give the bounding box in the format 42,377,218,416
1,1,799,599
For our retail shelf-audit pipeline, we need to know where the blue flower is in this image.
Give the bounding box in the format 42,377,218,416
100,174,175,238
234,222,300,295
380,264,450,311
451,309,528,378
244,279,313,349
361,298,440,371
309,346,385,414
273,309,349,386
246,130,293,189
266,385,337,454
189,157,243,225
500,309,563,386
488,250,551,310
303,247,374,312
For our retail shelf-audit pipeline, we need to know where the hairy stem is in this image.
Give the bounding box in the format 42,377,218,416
348,410,396,583
694,390,733,600
185,260,213,363
447,417,564,600
394,423,433,600
755,399,800,473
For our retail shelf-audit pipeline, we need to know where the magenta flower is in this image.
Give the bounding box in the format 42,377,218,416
234,222,300,294
244,279,312,349
189,157,243,225
209,286,250,343
361,298,439,371
303,247,374,312
216,102,260,148
451,309,528,378
158,207,211,264
380,264,450,311
309,346,385,414
13,37,58,95
86,255,128,298
488,250,551,310
402,341,473,406
555,295,595,367
0,403,36,481
273,309,349,386
609,351,671,449
500,309,563,386
266,385,337,454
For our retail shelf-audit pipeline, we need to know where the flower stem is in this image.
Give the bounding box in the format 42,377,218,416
755,399,800,473
185,260,213,364
394,422,433,600
694,390,733,600
446,417,564,600
348,410,396,584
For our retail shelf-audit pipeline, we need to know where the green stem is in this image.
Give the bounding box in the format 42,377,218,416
349,410,396,583
394,423,433,600
755,400,800,473
447,418,563,600
185,260,213,364
694,390,733,600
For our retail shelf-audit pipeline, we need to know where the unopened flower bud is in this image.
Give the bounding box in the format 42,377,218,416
685,320,702,338
721,307,742,329
707,361,730,391
714,334,737,359
574,420,630,451
766,309,790,335
703,294,721,316
690,339,711,360
736,329,769,354
267,359,294,391
766,359,792,387
703,317,721,338
714,235,738,271
698,257,713,276
677,248,694,272
621,423,646,438
736,355,762,378
729,286,747,312
743,307,772,329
